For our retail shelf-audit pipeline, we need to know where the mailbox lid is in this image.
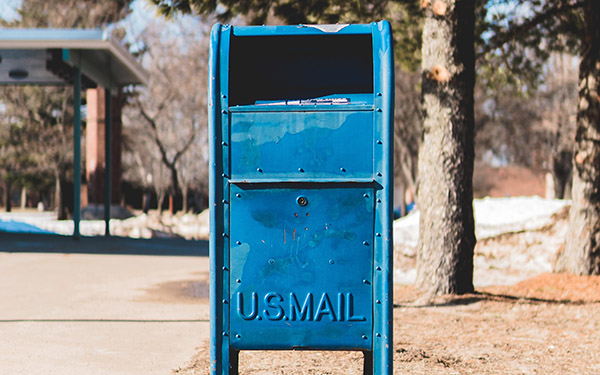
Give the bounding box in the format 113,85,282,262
230,110,373,180
229,184,374,350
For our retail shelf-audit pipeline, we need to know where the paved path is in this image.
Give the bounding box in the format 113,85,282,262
0,233,210,375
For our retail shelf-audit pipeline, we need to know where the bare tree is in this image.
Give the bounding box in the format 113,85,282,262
474,85,544,167
177,128,208,213
122,19,209,213
538,52,578,199
7,0,131,29
393,67,421,208
473,51,578,201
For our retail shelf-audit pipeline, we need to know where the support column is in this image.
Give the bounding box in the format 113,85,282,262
104,87,112,236
73,66,82,238
110,91,123,205
85,88,106,204
85,87,122,235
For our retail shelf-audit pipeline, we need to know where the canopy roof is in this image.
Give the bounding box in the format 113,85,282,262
0,28,148,238
0,28,148,89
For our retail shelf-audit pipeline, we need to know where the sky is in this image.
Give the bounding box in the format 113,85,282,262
0,0,154,23
0,0,177,36
0,0,208,55
0,0,21,21
118,0,211,54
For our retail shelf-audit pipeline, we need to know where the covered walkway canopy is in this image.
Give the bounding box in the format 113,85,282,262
0,28,148,237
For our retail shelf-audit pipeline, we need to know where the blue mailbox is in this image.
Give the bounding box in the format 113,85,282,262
209,21,394,374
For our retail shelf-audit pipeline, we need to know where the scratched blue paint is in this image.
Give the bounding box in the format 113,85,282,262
230,111,373,180
209,21,394,375
229,185,373,350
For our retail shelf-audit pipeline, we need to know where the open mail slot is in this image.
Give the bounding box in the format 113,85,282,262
228,32,373,106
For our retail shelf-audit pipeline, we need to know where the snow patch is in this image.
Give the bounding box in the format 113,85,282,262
394,196,569,248
393,196,571,286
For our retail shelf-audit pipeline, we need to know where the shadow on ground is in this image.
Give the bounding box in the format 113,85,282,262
0,232,208,257
393,291,600,309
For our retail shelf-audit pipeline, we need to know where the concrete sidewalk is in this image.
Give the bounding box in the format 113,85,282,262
0,233,210,375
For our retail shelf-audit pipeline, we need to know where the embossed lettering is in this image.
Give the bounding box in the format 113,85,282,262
337,293,345,322
236,291,366,322
346,293,366,321
315,293,337,321
289,293,313,321
237,292,258,320
263,292,285,320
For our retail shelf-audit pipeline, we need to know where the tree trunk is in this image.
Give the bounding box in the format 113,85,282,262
55,171,68,220
142,192,150,214
552,149,573,199
415,0,476,296
4,182,12,213
157,191,165,215
169,164,179,198
182,185,189,214
20,187,27,209
556,0,600,275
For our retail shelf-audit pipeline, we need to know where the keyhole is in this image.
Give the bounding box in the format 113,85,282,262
296,196,308,207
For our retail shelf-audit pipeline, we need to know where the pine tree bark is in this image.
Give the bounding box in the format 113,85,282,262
415,0,476,296
556,0,600,275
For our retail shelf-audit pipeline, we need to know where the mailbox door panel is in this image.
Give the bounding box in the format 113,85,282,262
229,184,374,350
230,111,373,180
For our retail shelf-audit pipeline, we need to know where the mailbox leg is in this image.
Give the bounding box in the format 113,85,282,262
229,349,239,375
363,351,373,374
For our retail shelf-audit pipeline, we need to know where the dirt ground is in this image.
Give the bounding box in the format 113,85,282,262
175,273,600,375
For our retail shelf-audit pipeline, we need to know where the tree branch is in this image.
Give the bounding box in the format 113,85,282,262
137,102,171,167
478,0,585,59
172,130,196,165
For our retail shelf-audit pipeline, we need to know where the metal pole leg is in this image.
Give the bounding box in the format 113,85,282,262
363,350,373,375
229,349,239,375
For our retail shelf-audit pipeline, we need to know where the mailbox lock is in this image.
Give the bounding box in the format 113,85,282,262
296,196,308,207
